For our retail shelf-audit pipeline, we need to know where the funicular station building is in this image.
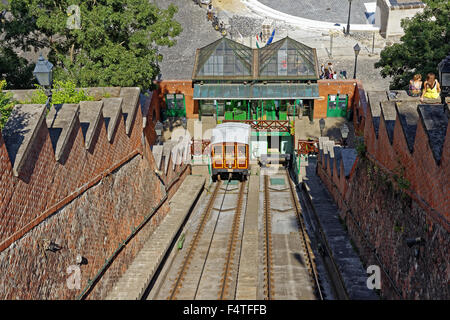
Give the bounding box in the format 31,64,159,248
151,36,359,162
191,36,319,161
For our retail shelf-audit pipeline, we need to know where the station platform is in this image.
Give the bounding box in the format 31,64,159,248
106,175,205,300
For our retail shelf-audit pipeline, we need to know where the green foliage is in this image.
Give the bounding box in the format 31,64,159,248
0,47,35,89
355,137,367,159
0,0,182,90
23,80,94,105
374,0,450,89
0,80,16,129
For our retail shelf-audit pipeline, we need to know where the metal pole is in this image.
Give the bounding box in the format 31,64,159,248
215,99,218,124
346,0,352,35
353,55,358,79
262,101,264,119
330,33,333,58
371,32,375,54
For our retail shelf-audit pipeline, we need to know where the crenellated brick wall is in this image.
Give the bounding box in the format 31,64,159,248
0,87,191,299
316,84,449,299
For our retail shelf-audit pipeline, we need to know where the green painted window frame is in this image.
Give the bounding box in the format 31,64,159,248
326,94,348,117
164,93,186,118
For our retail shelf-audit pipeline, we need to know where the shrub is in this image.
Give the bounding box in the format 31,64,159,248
0,80,16,129
23,80,94,105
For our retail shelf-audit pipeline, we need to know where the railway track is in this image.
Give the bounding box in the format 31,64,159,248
167,180,223,300
218,180,247,300
263,174,275,300
285,168,324,300
167,179,248,300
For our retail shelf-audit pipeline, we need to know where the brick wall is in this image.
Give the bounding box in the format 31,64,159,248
316,82,449,299
318,159,449,299
314,80,358,119
152,80,197,119
0,88,191,299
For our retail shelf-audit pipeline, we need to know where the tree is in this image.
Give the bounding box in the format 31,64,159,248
0,0,182,90
0,47,36,89
375,0,450,89
0,80,15,129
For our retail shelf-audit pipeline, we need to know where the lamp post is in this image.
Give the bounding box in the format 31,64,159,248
340,123,349,146
438,54,450,105
345,0,353,35
33,54,54,109
353,43,360,79
319,118,325,137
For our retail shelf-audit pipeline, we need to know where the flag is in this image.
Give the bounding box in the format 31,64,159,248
266,29,276,45
256,34,261,48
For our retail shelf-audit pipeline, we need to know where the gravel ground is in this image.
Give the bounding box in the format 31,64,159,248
156,0,392,91
157,0,222,80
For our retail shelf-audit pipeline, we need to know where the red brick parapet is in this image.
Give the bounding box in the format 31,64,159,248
0,87,144,252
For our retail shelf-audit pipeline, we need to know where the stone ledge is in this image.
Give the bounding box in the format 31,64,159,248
46,103,80,161
101,97,123,142
2,104,47,177
119,87,140,135
79,101,103,149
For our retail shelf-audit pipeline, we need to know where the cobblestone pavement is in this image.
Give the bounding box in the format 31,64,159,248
258,0,375,24
157,0,221,80
157,0,392,91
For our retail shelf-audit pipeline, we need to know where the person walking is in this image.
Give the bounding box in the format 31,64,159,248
207,3,213,21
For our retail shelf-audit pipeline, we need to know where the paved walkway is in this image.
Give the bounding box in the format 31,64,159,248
106,175,205,300
302,158,378,299
235,167,260,299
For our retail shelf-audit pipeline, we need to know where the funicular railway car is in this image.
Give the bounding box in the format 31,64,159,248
210,122,251,181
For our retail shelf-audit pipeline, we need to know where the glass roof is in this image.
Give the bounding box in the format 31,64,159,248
193,36,319,81
195,37,253,79
259,37,317,79
193,83,320,100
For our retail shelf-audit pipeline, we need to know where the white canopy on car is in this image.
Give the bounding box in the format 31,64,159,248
211,122,251,145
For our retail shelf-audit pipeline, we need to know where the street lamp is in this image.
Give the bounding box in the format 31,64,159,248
319,118,325,137
346,0,353,35
353,43,361,79
340,123,349,146
33,54,54,108
438,54,450,105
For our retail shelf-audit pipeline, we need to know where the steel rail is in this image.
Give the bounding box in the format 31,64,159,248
285,168,324,300
218,180,246,300
167,180,223,300
263,174,275,299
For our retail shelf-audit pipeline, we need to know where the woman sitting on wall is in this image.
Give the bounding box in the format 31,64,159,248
420,73,441,102
408,74,422,97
